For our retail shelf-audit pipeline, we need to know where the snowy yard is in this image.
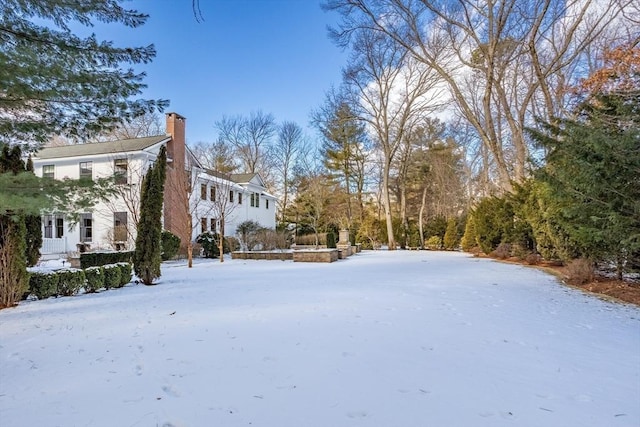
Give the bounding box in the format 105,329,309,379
1,250,639,427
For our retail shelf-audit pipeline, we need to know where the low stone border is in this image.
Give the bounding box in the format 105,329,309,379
231,251,293,261
293,249,339,263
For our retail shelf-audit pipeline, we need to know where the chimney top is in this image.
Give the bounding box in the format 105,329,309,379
166,112,186,120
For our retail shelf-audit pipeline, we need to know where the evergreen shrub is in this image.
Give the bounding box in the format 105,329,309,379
84,266,104,293
425,236,442,250
57,269,86,296
443,218,459,250
161,231,181,261
326,232,336,248
472,197,513,254
197,232,227,257
116,263,132,288
460,216,477,252
29,271,59,300
80,251,133,269
103,265,121,289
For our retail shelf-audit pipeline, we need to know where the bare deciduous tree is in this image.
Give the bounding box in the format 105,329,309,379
215,111,276,183
342,29,443,249
325,0,634,191
272,121,308,225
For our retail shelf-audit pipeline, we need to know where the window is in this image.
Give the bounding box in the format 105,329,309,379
114,212,127,241
44,215,53,238
238,193,242,204
229,190,234,202
79,162,92,180
44,215,64,238
266,199,269,209
80,214,92,242
210,186,216,201
200,184,207,200
114,158,128,184
43,165,54,179
56,217,64,238
250,193,255,207
255,193,260,208
201,218,208,234
210,218,216,233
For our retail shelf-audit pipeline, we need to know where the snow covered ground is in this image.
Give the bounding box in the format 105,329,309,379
1,250,639,427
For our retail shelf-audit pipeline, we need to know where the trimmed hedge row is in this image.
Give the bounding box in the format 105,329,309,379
80,251,134,269
28,263,133,300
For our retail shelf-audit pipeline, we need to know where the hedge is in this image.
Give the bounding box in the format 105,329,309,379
80,251,133,269
29,271,59,300
57,269,86,297
102,265,121,290
161,230,181,260
116,263,132,288
84,266,104,293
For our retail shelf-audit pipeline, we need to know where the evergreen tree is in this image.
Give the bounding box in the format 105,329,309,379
443,217,458,250
24,156,42,266
0,0,168,147
530,93,640,278
0,216,28,308
0,145,29,307
460,215,477,252
315,100,369,225
133,145,166,285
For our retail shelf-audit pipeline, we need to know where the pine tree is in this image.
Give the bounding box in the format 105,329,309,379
0,0,168,147
133,145,166,285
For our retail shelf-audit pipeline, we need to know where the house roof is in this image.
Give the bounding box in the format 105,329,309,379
33,135,171,159
229,173,257,184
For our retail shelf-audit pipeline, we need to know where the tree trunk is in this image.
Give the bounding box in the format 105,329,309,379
187,243,193,268
399,181,408,248
219,218,225,263
419,186,427,248
382,161,396,250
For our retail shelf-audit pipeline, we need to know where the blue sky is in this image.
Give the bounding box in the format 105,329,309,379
104,0,348,145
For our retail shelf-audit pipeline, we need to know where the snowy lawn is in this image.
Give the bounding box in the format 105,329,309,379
1,250,639,427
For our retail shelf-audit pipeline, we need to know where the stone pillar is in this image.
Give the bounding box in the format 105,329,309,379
337,229,353,256
338,229,349,245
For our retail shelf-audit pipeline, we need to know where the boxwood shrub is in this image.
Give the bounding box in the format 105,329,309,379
115,263,132,288
102,265,121,290
80,251,134,269
57,269,86,297
161,230,181,260
84,266,104,293
29,271,59,300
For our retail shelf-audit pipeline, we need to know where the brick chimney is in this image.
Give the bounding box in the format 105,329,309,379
165,112,186,170
163,113,191,250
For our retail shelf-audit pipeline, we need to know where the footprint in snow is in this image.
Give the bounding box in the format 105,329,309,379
347,411,367,418
162,385,181,397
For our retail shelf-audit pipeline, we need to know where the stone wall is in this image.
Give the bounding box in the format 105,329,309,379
292,249,339,263
231,251,293,261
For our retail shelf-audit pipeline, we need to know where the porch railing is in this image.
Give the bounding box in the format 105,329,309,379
41,237,67,254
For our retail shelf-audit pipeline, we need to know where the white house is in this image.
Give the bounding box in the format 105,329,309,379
31,113,276,256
